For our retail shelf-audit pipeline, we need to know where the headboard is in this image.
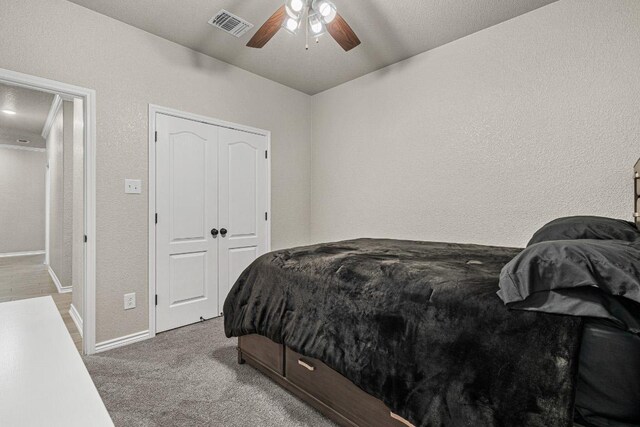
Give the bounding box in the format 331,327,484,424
635,158,640,229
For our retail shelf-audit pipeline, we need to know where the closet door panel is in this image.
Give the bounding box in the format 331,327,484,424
218,128,268,314
228,142,257,239
156,114,219,332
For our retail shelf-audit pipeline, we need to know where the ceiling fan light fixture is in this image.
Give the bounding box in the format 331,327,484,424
285,4,302,19
248,1,359,52
308,13,326,36
282,16,301,34
312,0,336,24
285,6,297,19
287,0,305,13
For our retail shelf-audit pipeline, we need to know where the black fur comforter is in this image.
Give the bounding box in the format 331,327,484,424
224,238,583,427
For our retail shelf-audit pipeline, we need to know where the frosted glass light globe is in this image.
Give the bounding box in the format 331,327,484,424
285,17,299,32
290,0,304,12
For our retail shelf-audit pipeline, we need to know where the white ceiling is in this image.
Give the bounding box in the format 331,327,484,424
67,0,558,95
0,83,54,149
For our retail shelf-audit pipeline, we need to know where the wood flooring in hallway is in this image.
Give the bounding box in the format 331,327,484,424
0,254,82,351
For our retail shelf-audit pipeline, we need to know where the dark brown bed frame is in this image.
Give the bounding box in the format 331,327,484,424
237,335,413,427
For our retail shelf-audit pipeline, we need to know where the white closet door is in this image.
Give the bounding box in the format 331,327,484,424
156,114,219,333
218,128,268,314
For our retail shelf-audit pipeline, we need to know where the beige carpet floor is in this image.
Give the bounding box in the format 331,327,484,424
83,317,593,427
84,317,337,427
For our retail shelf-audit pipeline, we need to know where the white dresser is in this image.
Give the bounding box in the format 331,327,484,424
0,296,113,426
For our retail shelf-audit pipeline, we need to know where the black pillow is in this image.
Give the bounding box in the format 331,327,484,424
498,239,640,332
527,216,640,246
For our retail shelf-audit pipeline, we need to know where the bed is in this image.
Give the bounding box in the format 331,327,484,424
223,161,640,427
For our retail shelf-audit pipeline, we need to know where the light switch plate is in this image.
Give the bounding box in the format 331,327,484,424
125,179,142,194
124,293,136,310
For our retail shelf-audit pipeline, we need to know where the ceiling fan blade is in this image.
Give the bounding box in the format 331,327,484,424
246,5,287,48
326,13,361,52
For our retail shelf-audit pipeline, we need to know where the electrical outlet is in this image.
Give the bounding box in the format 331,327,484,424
125,179,142,194
124,293,136,310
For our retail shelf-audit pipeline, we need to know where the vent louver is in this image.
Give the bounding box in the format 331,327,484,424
208,10,254,38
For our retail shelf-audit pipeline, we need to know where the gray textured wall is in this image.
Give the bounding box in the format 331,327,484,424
0,0,312,342
310,0,640,247
62,101,74,287
46,101,75,290
47,106,68,285
3,0,635,344
0,148,46,254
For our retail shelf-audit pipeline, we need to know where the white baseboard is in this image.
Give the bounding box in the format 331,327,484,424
0,250,45,258
47,265,72,294
0,144,46,153
69,303,83,338
94,330,150,353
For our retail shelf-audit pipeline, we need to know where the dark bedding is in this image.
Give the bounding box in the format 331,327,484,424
575,320,640,427
224,238,583,427
527,216,640,246
498,239,640,333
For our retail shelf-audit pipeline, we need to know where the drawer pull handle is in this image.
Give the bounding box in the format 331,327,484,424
297,359,315,371
390,411,415,427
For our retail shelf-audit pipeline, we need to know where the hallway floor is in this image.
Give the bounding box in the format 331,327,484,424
0,254,82,351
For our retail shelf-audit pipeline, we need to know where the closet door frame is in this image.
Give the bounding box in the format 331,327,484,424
148,104,271,338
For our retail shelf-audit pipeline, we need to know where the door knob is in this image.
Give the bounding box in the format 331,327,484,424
220,228,228,237
211,228,219,238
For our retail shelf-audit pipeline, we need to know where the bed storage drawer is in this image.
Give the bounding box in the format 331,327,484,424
238,335,284,376
285,347,411,427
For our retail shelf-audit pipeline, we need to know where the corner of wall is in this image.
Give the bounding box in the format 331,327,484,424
307,96,315,243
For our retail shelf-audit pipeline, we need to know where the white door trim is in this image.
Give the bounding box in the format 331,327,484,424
148,104,271,337
41,94,63,139
45,146,50,266
0,67,97,355
44,95,63,268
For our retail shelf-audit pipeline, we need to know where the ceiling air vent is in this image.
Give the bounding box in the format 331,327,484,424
208,10,254,38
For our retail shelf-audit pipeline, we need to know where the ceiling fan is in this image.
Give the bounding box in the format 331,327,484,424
247,0,361,52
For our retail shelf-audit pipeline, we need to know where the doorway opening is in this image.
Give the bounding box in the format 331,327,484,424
0,68,96,354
